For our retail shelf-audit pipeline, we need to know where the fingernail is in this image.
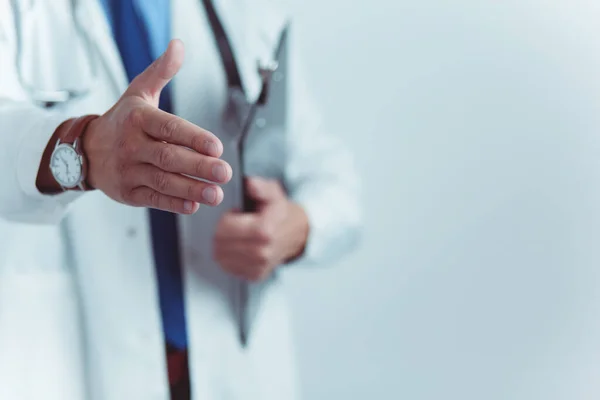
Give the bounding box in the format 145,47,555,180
212,165,228,182
204,141,218,156
202,187,217,204
184,201,194,212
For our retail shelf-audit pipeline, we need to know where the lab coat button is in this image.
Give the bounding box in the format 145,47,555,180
126,227,137,238
255,118,266,128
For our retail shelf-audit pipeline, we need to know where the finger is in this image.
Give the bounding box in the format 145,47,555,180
141,107,223,157
214,212,270,241
215,252,259,280
217,255,271,282
133,164,224,206
218,259,253,280
128,187,200,214
214,241,273,270
214,241,259,264
140,141,232,183
126,39,185,103
245,177,282,202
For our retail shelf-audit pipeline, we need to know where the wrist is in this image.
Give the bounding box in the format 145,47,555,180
82,116,102,190
70,115,99,191
36,115,99,194
36,119,75,194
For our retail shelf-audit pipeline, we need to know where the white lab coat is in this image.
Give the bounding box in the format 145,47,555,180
0,0,361,399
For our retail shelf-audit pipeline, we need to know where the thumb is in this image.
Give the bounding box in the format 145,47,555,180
126,39,185,104
245,177,282,203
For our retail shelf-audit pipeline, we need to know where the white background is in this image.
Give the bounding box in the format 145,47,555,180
285,1,600,399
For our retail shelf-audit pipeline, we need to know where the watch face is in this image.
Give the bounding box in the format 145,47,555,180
51,144,82,188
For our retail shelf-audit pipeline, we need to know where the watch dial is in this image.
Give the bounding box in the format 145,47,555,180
51,146,82,187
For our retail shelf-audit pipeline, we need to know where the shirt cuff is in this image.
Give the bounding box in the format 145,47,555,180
15,114,81,223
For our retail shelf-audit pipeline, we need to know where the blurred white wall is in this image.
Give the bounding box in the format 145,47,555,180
283,1,600,399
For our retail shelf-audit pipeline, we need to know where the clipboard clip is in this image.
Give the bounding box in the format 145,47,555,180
256,60,279,105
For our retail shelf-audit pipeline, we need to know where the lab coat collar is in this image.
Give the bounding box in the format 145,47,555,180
78,0,290,103
208,0,290,102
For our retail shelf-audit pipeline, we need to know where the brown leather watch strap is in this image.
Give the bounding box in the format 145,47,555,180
61,115,100,191
36,114,99,194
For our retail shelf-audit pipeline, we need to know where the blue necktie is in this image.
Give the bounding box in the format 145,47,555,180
103,0,189,349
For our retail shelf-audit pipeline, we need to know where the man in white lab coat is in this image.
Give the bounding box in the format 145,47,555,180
0,0,360,399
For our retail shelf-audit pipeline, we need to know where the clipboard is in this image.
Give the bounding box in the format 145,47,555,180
203,0,289,347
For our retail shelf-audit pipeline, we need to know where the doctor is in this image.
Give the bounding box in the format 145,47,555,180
0,1,360,400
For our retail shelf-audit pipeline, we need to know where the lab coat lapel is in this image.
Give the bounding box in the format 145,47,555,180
172,0,290,103
79,0,290,103
77,0,129,96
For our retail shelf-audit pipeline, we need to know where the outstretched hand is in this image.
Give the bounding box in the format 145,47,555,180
84,40,232,214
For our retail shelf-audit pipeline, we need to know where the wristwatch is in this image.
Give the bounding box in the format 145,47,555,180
49,115,97,191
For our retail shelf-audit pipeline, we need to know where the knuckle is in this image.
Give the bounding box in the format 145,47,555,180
116,137,137,158
187,182,197,200
121,187,138,205
193,157,206,177
190,135,204,153
116,137,128,153
115,165,133,195
119,187,132,203
159,118,179,140
254,223,273,243
153,171,170,192
116,161,128,179
148,190,161,208
255,246,272,265
156,146,176,169
125,106,145,129
169,197,179,213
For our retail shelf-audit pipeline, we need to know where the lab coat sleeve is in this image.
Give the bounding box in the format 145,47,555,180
0,3,82,224
283,27,363,266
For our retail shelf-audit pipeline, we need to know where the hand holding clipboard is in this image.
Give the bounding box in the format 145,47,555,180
203,0,291,347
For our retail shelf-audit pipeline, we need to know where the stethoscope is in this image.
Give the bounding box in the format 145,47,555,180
11,0,277,110
11,0,99,107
